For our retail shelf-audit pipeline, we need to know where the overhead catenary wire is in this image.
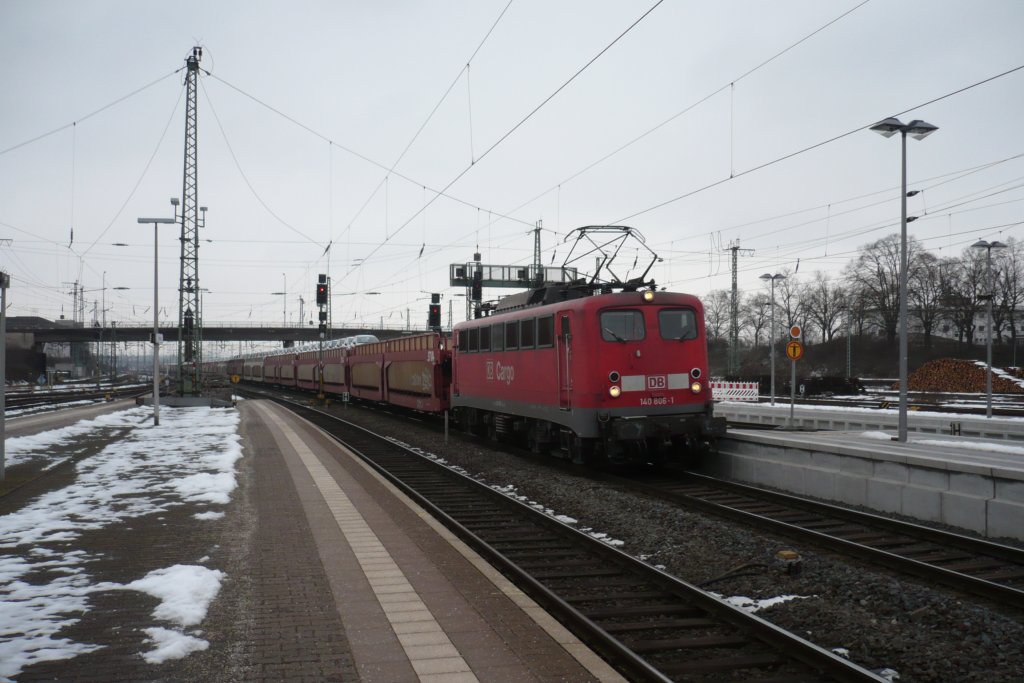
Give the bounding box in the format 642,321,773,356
615,63,1024,224
0,69,183,158
332,0,669,290
496,0,873,222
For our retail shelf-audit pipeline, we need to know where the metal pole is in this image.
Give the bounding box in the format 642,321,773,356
153,223,161,426
770,281,776,405
1,272,8,481
789,358,796,429
897,130,909,442
986,248,994,418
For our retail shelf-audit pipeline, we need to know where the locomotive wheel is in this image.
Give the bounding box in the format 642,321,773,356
568,437,592,465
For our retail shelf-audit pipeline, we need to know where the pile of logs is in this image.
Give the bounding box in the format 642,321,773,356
905,358,1024,394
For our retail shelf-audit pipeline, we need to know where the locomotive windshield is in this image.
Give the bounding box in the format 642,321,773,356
601,310,645,342
659,308,698,340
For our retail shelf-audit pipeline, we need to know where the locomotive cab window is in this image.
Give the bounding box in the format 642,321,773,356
601,309,645,342
659,308,698,340
505,321,519,350
520,318,535,349
457,330,468,352
536,315,554,348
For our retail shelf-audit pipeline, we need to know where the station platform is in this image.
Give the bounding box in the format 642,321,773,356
0,399,622,682
706,403,1024,542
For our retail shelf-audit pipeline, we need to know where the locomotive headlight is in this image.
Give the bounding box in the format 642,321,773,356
690,381,702,394
609,385,622,398
642,290,654,302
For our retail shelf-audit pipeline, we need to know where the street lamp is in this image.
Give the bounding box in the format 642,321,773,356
972,239,1006,418
759,273,786,405
138,204,177,426
870,116,938,442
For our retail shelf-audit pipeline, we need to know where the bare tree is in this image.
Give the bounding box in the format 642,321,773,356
909,252,946,348
742,292,771,347
774,269,804,336
703,289,731,342
844,233,927,341
942,247,987,343
803,271,846,342
995,237,1023,351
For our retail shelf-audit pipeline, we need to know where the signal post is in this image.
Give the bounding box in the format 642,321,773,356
785,326,804,430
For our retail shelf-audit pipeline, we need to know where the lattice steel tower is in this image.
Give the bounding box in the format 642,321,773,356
177,47,204,395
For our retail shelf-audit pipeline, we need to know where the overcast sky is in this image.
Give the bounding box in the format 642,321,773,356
2,0,1022,336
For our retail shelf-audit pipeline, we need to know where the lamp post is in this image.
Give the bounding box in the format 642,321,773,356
870,117,938,442
138,205,177,426
759,272,786,405
972,239,1007,418
1,270,10,481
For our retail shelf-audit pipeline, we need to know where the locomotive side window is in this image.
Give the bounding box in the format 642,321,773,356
479,325,490,351
536,315,554,347
505,321,519,350
492,324,505,351
601,309,645,342
468,327,479,352
457,330,468,352
520,318,535,349
659,308,698,340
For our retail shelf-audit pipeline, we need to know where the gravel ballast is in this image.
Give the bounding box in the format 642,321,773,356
311,398,1024,683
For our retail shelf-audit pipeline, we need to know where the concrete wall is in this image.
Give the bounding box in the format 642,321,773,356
704,430,1024,541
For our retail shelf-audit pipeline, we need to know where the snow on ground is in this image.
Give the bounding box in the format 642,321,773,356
715,592,815,613
860,430,1024,455
3,409,139,468
0,406,241,682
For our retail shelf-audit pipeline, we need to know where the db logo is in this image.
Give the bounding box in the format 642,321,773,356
647,375,667,390
486,361,494,380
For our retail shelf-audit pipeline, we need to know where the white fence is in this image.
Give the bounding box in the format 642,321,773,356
710,380,760,402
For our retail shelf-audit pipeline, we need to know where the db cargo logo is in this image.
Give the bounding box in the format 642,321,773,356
647,375,667,390
486,360,515,385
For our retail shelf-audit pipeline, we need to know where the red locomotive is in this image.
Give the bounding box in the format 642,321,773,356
213,227,724,464
451,285,722,464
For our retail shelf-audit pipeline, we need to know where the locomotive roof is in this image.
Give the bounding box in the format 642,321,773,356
455,288,702,329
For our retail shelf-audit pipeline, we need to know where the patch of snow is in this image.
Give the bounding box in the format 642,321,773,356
716,593,815,613
140,627,209,664
0,406,241,680
119,564,225,627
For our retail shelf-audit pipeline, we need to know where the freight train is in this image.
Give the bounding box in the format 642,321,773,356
209,285,724,465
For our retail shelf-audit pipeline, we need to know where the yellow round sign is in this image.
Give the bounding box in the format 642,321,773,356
231,374,241,384
785,340,804,360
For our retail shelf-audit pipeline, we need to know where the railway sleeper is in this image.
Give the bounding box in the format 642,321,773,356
600,617,718,633
629,634,750,653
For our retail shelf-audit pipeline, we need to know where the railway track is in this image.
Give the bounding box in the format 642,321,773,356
624,471,1024,611
271,395,882,682
4,384,148,410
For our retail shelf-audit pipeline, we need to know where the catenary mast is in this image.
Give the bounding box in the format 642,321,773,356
177,47,203,395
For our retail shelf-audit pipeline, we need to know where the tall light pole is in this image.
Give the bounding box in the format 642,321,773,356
1,270,10,481
138,204,177,426
870,117,938,442
972,239,1006,418
760,272,786,405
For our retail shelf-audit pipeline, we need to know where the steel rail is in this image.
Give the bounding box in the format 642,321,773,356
264,392,884,682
